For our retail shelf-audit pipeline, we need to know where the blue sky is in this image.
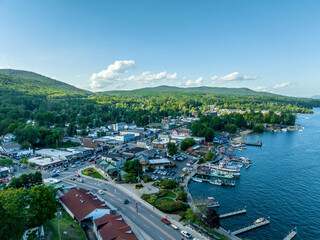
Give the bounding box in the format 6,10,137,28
0,0,319,96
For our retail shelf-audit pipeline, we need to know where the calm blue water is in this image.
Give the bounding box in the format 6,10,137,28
189,108,320,240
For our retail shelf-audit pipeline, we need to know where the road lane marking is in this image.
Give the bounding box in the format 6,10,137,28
129,206,176,240
64,179,176,240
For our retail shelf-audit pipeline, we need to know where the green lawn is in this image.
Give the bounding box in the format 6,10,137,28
166,190,177,198
161,197,175,202
81,168,104,179
44,211,86,240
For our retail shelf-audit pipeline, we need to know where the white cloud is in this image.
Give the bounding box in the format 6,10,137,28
0,66,4,69
273,82,290,89
90,60,135,88
211,72,258,82
186,77,203,86
253,86,268,92
127,71,178,84
51,76,56,80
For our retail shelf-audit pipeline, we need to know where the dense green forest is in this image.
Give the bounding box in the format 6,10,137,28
1,69,320,148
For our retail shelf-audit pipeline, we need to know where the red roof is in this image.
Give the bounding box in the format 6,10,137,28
60,189,110,221
94,214,138,240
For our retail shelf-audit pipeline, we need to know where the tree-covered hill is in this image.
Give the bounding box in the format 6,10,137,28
100,85,277,96
0,71,90,98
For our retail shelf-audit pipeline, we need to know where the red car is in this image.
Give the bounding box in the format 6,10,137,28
75,174,80,177
161,218,171,225
88,159,94,162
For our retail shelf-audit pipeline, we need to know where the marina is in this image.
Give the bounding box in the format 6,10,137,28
283,229,297,240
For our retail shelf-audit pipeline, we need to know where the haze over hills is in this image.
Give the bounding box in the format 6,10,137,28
0,69,90,97
100,85,278,97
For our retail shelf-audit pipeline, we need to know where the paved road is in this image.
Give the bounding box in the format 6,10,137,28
61,177,184,240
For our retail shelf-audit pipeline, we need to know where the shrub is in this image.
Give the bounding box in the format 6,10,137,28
161,179,179,189
124,173,138,183
176,191,187,202
198,158,205,164
142,176,153,182
157,189,168,198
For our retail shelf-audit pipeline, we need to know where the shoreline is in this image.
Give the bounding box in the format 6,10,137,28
232,129,252,144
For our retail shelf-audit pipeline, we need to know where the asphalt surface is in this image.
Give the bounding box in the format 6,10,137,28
61,176,184,240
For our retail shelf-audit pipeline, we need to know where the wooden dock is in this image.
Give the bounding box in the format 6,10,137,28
219,209,247,219
231,219,270,235
284,230,297,240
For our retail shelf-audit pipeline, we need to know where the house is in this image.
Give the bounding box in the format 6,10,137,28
163,123,175,130
0,167,9,178
111,122,127,131
0,142,21,153
121,147,147,158
136,141,153,150
93,214,138,240
102,153,127,168
82,138,107,151
95,159,127,180
1,133,16,143
158,134,171,142
59,189,114,223
120,129,145,138
203,111,217,117
125,123,137,130
151,139,167,149
140,149,158,159
115,134,135,143
172,129,190,137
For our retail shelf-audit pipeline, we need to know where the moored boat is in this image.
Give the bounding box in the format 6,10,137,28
254,217,265,224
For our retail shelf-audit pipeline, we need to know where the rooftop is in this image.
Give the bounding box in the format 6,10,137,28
60,189,110,221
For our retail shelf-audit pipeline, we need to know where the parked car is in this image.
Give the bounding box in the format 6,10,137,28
181,230,192,239
51,173,59,177
75,174,80,177
161,218,171,225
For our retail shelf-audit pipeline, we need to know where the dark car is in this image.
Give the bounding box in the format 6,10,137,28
124,199,129,204
161,218,171,225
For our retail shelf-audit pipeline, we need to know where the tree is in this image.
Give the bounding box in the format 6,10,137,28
167,142,178,156
253,124,264,133
161,179,179,189
204,128,215,142
205,151,214,161
224,124,237,134
180,138,196,151
0,188,29,240
198,157,205,164
202,207,220,229
0,158,13,167
124,173,138,183
27,185,58,228
8,172,42,189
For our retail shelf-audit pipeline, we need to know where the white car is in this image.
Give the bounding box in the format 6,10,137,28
181,230,192,239
98,190,104,195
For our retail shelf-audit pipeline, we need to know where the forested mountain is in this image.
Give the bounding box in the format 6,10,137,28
101,85,276,96
0,69,90,97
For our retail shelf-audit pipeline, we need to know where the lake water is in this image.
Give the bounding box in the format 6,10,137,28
188,108,320,240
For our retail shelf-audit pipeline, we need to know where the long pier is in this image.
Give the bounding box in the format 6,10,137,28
219,209,247,219
231,219,270,235
284,230,297,240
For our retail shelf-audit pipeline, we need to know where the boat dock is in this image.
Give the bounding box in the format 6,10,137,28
244,141,262,147
283,229,297,240
231,219,270,235
219,209,246,219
